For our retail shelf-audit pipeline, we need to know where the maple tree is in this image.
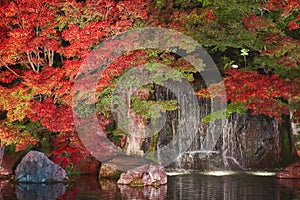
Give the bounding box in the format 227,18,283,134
0,0,152,169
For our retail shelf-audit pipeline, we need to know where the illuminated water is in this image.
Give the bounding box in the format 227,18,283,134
2,173,300,200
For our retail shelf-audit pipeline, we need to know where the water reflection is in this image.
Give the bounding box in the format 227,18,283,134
16,183,65,200
167,174,300,200
1,174,300,199
277,179,300,200
118,185,167,200
0,180,16,200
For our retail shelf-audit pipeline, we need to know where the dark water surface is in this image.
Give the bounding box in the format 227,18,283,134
1,173,300,200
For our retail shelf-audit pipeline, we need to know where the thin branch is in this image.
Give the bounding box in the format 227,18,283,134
49,50,54,67
104,6,112,20
26,52,34,70
36,51,40,73
26,51,38,73
0,58,21,77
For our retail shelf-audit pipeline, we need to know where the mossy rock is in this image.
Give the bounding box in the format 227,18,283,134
129,178,144,188
99,163,122,180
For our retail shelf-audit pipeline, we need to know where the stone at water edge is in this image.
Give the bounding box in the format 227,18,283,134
15,151,66,183
0,168,10,179
99,163,122,179
277,161,300,179
117,164,167,187
142,165,167,186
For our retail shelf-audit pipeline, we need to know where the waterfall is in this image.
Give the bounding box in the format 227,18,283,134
155,81,290,170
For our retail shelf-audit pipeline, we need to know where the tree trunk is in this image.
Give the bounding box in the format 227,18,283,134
0,146,4,169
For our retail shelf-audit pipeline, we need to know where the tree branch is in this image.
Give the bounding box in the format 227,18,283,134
0,58,21,77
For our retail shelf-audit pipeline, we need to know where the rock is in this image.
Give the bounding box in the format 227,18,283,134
76,156,100,175
142,165,168,187
277,161,300,179
0,168,10,179
1,147,24,175
118,172,134,185
156,83,297,170
99,163,122,179
15,151,66,183
117,164,167,187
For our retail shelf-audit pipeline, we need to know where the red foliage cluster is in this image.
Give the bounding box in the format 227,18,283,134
243,14,272,32
261,33,300,69
204,8,216,23
51,131,89,168
288,14,300,30
195,69,299,123
0,69,19,83
0,0,153,154
29,98,74,132
224,69,291,121
96,50,147,93
263,0,300,30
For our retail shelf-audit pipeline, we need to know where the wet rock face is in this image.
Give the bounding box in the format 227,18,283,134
225,113,282,169
277,161,300,179
176,152,225,171
155,83,297,170
117,164,167,187
15,151,66,183
167,113,294,170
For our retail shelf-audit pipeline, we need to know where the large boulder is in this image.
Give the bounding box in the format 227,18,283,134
117,164,167,187
15,151,66,183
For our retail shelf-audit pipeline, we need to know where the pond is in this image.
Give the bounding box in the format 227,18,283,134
1,172,300,200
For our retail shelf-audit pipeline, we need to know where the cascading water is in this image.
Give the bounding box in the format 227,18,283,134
155,78,295,170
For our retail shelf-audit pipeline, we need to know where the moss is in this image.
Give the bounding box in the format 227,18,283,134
280,127,294,166
279,117,298,166
151,180,161,188
131,96,178,119
129,178,144,187
112,171,123,180
149,132,158,153
203,102,247,123
99,167,122,180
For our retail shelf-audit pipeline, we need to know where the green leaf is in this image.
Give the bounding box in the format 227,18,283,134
202,102,247,123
